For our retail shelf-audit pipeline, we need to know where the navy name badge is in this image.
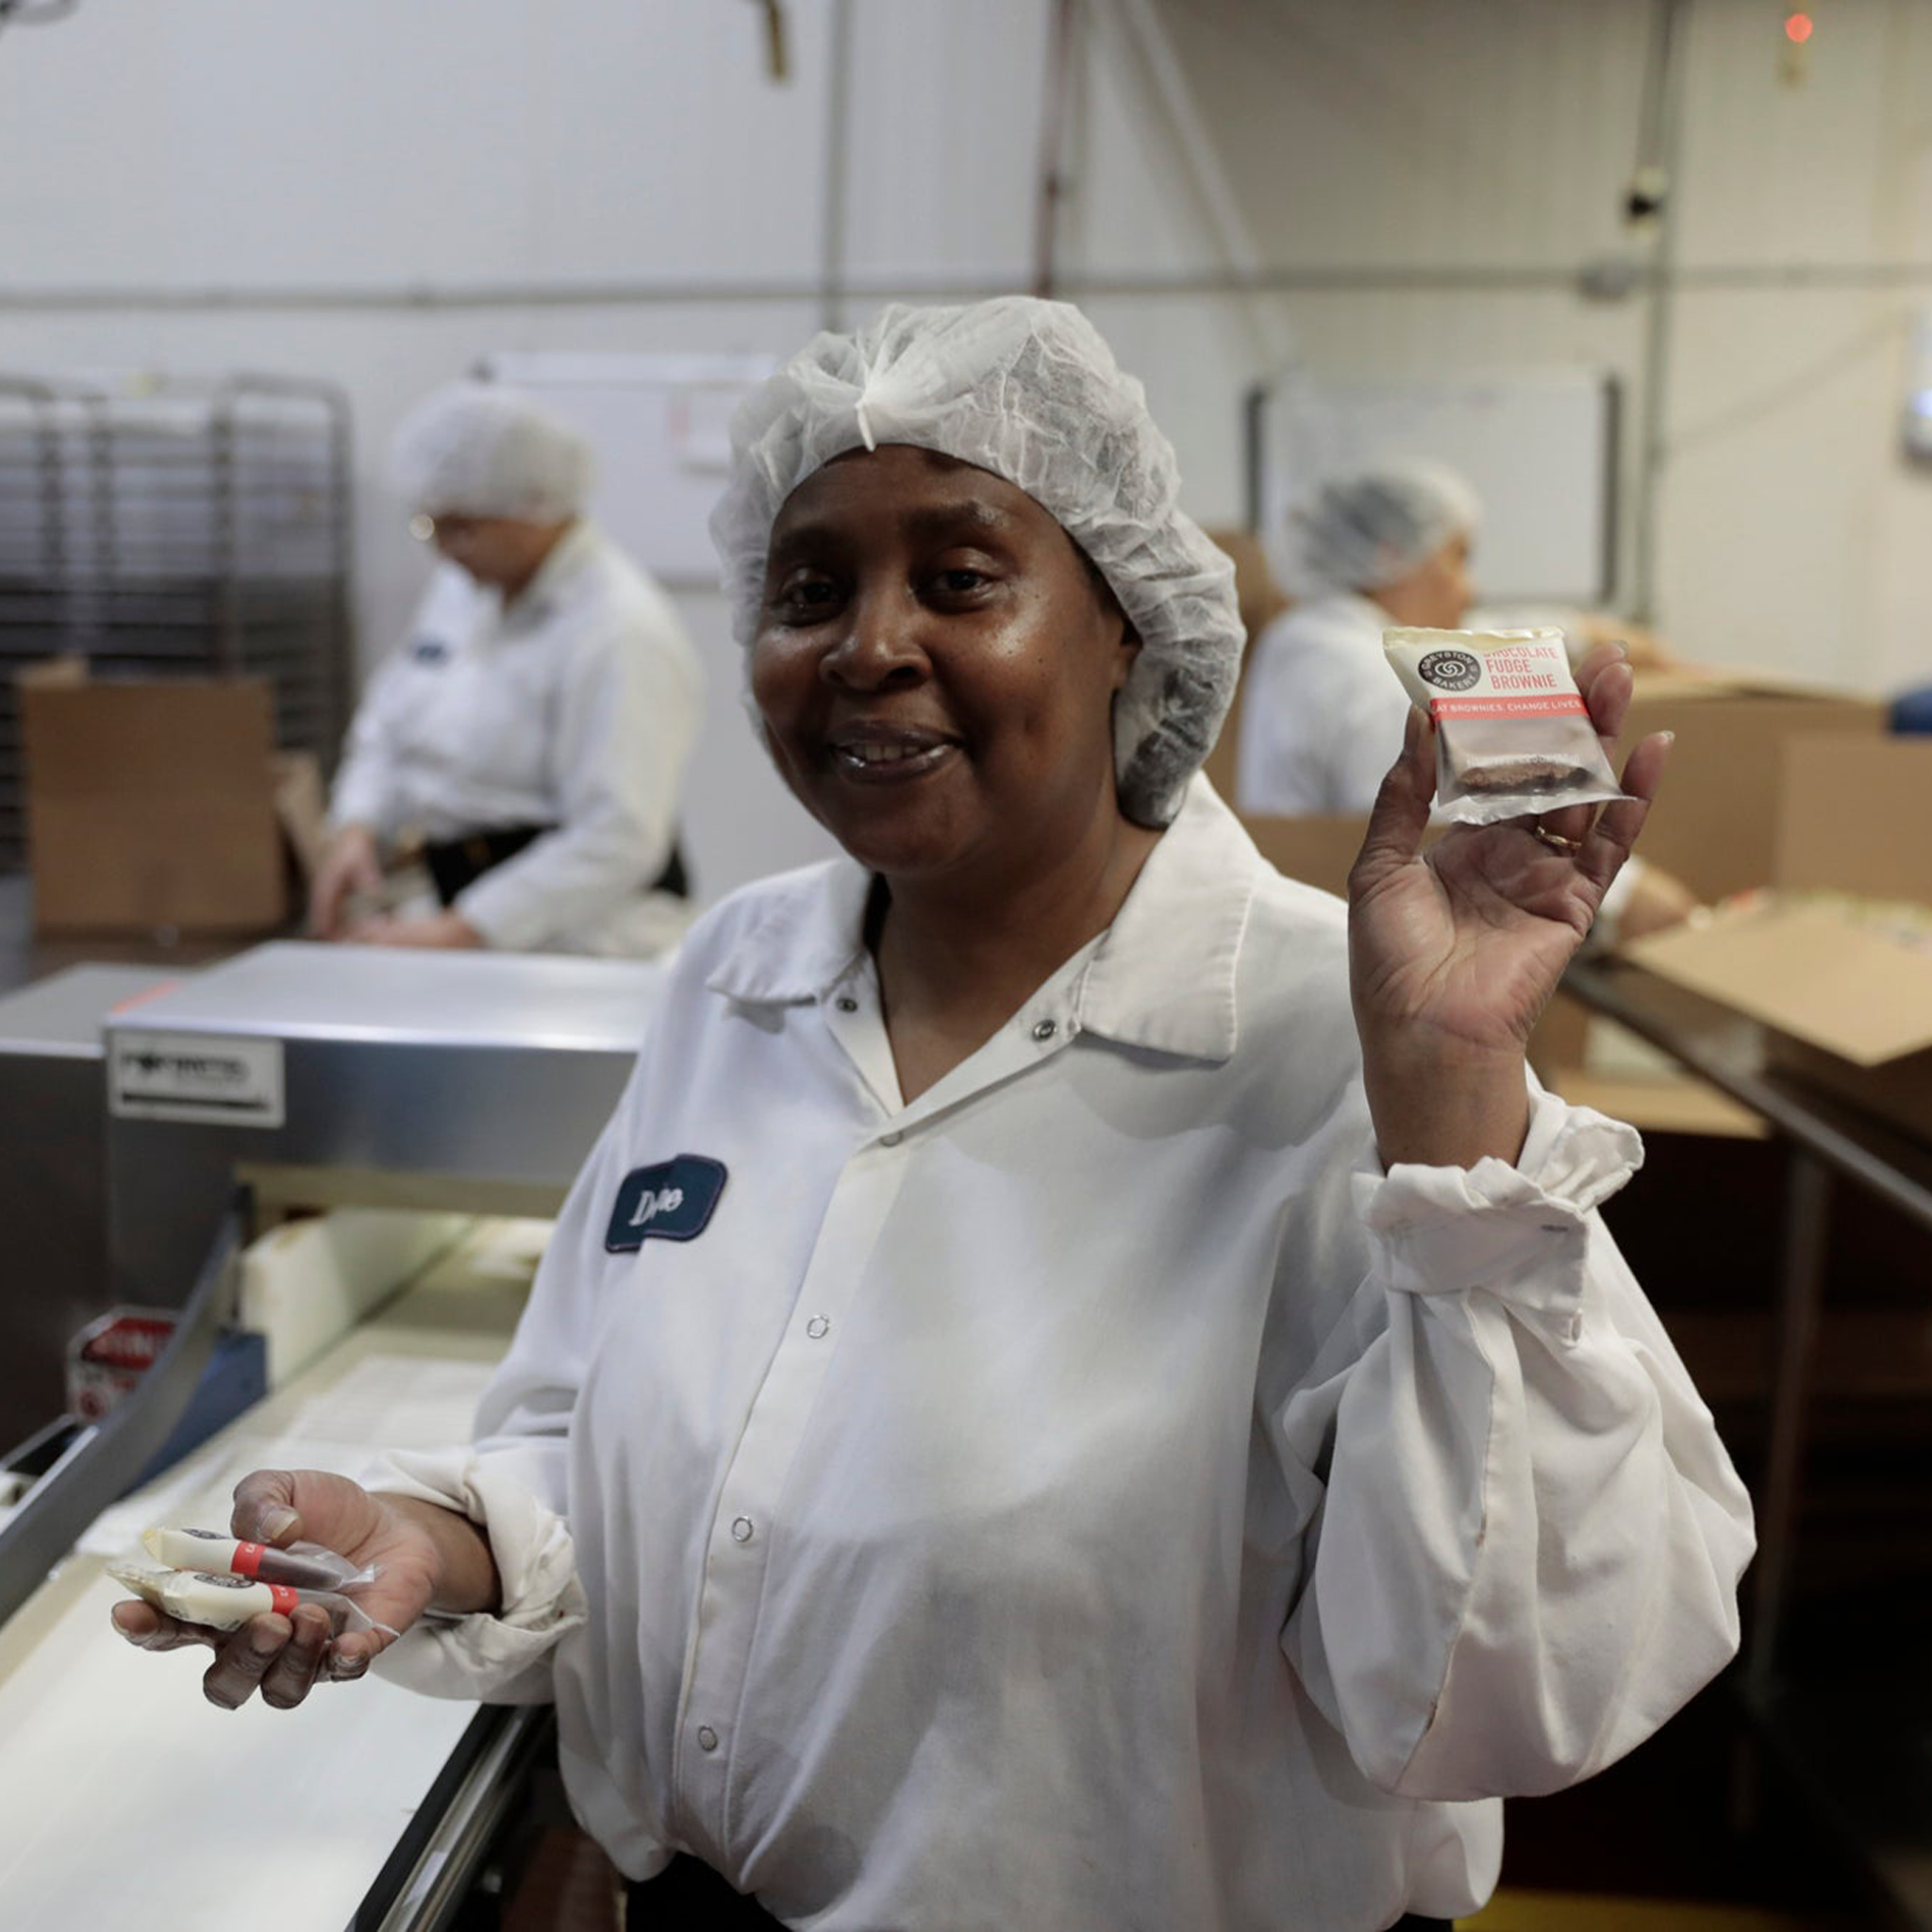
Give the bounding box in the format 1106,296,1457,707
606,1155,727,1253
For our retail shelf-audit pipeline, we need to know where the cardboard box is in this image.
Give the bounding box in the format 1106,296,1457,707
20,661,305,935
1241,811,1378,899
1774,734,1932,900
1624,736,1932,1146
1619,670,1886,906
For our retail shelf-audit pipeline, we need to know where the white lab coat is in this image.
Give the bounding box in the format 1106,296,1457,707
376,778,1752,1932
1237,591,1410,819
329,521,702,957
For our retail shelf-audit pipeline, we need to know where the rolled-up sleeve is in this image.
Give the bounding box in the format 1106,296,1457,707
1280,1088,1756,1802
371,1443,587,1703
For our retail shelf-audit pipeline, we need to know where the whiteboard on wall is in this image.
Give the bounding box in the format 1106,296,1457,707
478,350,778,586
1247,369,1620,607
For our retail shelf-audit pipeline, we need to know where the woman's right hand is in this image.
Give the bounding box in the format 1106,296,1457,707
308,824,383,940
109,1470,444,1711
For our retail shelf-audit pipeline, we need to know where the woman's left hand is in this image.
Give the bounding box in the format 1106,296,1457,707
1346,643,1670,1170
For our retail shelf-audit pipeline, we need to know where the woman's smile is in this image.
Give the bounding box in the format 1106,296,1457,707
752,444,1140,890
824,720,961,782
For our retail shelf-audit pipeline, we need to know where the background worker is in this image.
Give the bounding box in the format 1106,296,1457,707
1238,462,1478,820
308,382,703,956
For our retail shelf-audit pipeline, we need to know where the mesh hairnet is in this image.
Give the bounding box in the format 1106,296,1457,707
709,296,1243,827
1283,460,1480,595
391,382,593,522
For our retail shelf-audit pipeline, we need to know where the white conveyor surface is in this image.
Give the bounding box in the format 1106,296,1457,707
0,1218,547,1932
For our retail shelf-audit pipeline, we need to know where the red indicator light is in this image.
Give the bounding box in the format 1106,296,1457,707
1785,11,1814,42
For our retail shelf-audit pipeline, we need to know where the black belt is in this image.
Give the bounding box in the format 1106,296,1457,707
625,1859,1454,1931
422,824,691,908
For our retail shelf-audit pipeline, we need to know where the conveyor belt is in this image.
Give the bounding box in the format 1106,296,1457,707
0,1217,547,1932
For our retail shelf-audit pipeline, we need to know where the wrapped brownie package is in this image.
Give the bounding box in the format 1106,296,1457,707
1383,626,1629,825
107,1561,385,1637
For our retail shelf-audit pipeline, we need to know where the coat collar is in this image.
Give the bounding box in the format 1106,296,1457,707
706,777,1266,1064
499,518,599,628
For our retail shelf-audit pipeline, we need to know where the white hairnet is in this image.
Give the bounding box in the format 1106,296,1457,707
391,382,592,522
1284,460,1480,595
710,296,1243,827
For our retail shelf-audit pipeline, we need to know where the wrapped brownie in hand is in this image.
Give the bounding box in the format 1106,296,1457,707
1383,625,1630,824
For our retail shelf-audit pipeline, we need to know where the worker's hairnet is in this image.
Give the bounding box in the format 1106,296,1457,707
710,296,1243,827
1283,460,1480,595
391,382,593,522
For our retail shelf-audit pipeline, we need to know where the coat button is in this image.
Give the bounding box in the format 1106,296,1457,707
731,1515,755,1544
807,1315,831,1339
697,1725,719,1752
1031,1019,1057,1041
880,1128,903,1146
835,996,858,1012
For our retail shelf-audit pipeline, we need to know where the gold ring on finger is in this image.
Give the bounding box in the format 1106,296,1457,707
1531,822,1584,854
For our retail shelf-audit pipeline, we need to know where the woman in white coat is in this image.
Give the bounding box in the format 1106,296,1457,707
118,304,1750,1932
308,383,703,957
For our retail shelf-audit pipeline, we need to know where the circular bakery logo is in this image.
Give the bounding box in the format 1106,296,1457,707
1416,648,1481,691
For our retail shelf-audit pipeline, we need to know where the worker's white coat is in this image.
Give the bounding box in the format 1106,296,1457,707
329,521,701,956
378,779,1752,1930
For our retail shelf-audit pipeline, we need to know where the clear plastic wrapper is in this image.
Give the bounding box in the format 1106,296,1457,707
142,1524,374,1593
108,1561,392,1638
1383,625,1629,826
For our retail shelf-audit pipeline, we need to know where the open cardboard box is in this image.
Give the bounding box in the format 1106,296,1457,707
19,659,323,936
1615,667,1885,904
1623,735,1932,1146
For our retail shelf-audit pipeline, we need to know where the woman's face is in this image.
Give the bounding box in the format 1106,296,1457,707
422,513,563,595
1375,529,1475,632
752,444,1140,891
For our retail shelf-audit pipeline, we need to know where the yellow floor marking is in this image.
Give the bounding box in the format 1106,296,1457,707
1465,1892,1845,1932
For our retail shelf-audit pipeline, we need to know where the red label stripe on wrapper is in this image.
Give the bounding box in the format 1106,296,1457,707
232,1541,266,1578
1429,693,1589,719
268,1584,299,1616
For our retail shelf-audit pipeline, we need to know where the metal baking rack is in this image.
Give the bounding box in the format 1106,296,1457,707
0,371,353,867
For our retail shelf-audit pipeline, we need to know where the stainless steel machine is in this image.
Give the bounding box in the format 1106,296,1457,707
0,962,184,1445
102,940,662,1308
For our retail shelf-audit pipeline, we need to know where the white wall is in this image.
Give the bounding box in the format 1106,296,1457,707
1072,0,1932,695
3,0,1928,900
